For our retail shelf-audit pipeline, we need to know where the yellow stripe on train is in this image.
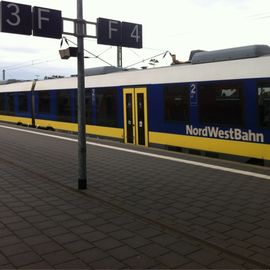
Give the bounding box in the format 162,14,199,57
35,119,123,139
149,131,270,160
1,115,269,160
0,115,32,125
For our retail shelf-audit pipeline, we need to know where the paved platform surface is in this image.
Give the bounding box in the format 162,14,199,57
0,123,270,269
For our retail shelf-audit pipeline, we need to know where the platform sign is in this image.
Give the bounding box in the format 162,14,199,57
97,17,122,46
97,17,143,48
122,21,142,48
32,6,62,39
0,1,62,39
0,1,32,35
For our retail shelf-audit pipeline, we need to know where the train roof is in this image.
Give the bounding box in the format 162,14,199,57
0,81,33,93
34,52,270,91
1,45,270,92
84,66,126,76
191,44,270,64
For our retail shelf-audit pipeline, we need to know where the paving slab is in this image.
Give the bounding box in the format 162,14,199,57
0,123,270,268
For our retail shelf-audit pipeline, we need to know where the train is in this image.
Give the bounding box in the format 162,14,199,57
0,44,270,165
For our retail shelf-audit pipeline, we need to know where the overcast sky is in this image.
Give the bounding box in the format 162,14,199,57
1,0,270,80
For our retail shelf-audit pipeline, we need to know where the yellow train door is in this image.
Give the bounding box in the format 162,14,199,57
123,88,148,146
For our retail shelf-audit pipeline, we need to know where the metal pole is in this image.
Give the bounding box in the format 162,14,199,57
77,0,87,189
117,46,122,67
31,81,36,128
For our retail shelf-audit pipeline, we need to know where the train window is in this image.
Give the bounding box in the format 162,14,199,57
0,93,5,113
73,90,92,124
6,93,15,115
85,89,93,124
199,82,243,125
18,93,28,112
57,90,72,122
164,84,189,122
38,91,51,114
258,83,270,127
95,88,118,127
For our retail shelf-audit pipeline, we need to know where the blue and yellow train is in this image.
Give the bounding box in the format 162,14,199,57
1,45,270,164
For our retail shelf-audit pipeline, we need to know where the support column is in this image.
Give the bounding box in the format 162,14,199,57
77,0,87,189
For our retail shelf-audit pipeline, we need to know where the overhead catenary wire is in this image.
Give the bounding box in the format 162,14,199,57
96,46,113,58
124,51,170,69
2,59,47,70
65,37,171,69
3,59,58,71
65,37,114,66
2,40,171,79
2,37,115,74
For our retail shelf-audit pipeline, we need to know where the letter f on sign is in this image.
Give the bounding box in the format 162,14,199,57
109,20,119,39
38,8,50,29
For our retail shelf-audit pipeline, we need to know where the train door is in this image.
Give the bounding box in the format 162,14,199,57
123,88,148,146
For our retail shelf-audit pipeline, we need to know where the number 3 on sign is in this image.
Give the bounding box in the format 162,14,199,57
6,3,21,26
0,1,32,35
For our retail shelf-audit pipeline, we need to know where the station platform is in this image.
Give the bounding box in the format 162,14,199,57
0,123,270,269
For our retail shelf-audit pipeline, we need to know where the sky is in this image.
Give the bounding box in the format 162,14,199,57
1,0,270,80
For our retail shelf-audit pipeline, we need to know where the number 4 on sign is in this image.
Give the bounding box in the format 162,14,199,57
122,21,142,48
131,24,140,43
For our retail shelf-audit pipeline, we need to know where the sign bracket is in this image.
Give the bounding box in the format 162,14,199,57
62,17,96,39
